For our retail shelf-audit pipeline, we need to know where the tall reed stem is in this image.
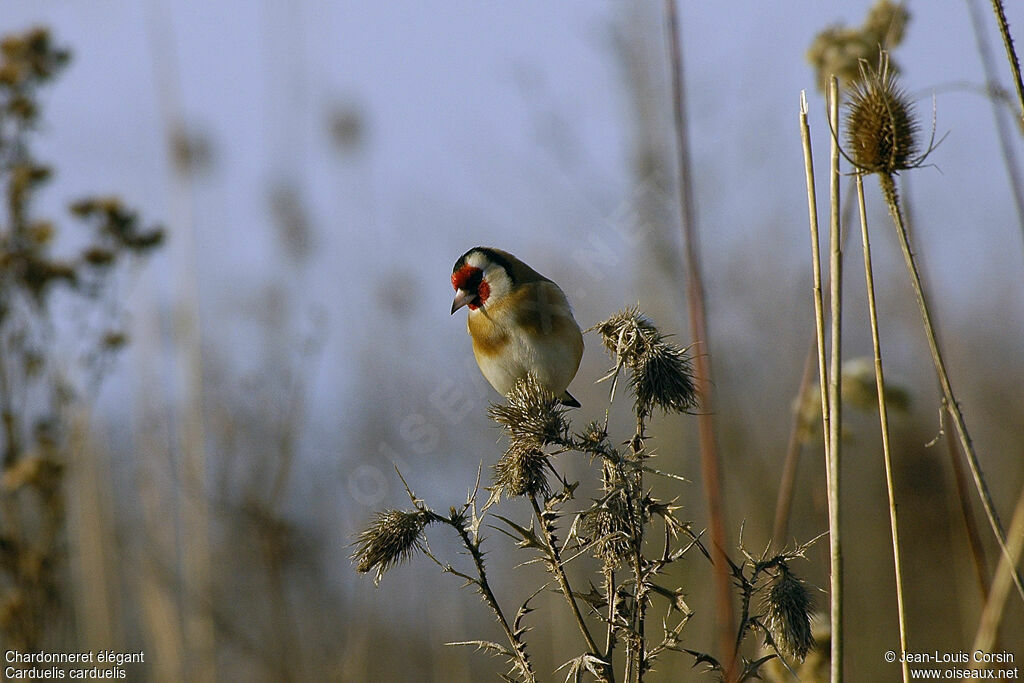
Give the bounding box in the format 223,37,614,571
774,176,857,546
826,76,845,683
798,89,832,478
855,174,909,683
880,172,1024,604
661,4,735,676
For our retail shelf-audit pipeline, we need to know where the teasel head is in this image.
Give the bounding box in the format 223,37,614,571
488,375,568,448
763,563,815,661
492,443,550,499
845,53,929,176
352,509,432,585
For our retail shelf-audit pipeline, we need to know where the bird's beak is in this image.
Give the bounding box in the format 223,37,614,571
451,288,474,314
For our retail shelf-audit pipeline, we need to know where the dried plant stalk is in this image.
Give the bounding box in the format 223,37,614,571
855,173,909,683
972,481,1024,658
881,172,1024,603
826,75,845,683
661,3,736,677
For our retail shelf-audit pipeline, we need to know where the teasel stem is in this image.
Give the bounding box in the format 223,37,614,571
967,0,1024,256
987,0,1024,127
879,171,1024,604
528,495,604,671
826,75,845,683
661,4,736,678
942,408,991,599
855,173,909,683
972,481,1024,659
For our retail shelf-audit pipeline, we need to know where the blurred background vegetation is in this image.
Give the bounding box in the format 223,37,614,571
1,1,1022,681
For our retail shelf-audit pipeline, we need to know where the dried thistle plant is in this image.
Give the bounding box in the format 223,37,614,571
590,306,699,418
763,564,815,661
353,309,818,682
492,443,550,500
351,509,432,585
488,374,568,447
0,27,163,653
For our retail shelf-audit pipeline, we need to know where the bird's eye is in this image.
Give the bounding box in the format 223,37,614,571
452,264,483,292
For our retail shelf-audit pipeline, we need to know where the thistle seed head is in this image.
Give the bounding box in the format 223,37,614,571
591,306,661,368
492,443,550,499
351,509,431,585
488,375,567,447
631,340,698,416
846,57,920,175
583,492,633,567
591,308,698,416
764,564,815,661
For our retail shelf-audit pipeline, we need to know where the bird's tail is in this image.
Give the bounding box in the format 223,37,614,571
560,391,581,408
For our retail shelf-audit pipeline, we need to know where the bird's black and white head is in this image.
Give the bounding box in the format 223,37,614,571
450,247,516,314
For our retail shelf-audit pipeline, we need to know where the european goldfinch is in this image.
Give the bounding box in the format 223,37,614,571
451,247,584,407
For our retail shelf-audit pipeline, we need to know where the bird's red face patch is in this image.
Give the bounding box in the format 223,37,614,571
451,264,488,309
451,264,477,291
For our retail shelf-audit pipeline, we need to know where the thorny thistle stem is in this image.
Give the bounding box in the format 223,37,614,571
880,172,1024,604
528,495,604,665
855,174,910,683
448,512,538,682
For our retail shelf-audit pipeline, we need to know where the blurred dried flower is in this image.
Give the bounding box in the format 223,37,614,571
327,103,366,153
840,357,910,413
269,182,311,262
170,125,214,175
82,248,115,267
763,564,814,661
807,0,909,92
351,509,432,585
102,332,127,350
70,196,165,252
27,222,54,246
845,55,921,175
492,443,550,499
1,456,63,493
488,375,568,447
